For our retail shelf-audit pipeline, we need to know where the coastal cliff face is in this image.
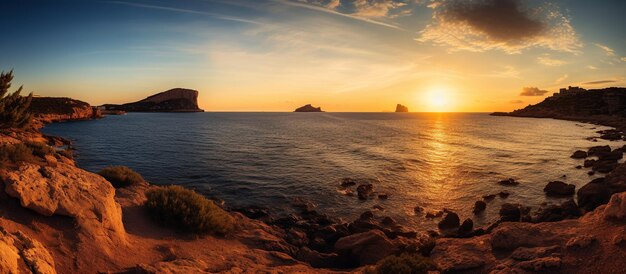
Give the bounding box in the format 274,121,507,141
104,88,204,112
28,97,100,124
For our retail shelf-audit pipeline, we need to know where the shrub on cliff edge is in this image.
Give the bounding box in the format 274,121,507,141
145,185,234,235
0,143,33,165
99,166,145,188
365,253,435,274
0,70,33,129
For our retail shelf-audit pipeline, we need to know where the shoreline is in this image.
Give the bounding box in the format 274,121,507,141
35,111,626,271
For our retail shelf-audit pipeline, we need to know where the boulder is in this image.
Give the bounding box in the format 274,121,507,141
431,236,493,272
543,181,575,197
570,150,587,159
0,228,56,274
588,145,611,157
499,203,530,222
4,163,126,248
532,199,581,222
438,212,460,230
592,160,618,173
498,191,510,198
584,159,597,168
0,229,19,274
296,247,340,268
334,229,398,266
356,184,374,200
458,219,474,235
603,192,626,221
473,200,487,214
599,149,623,161
340,178,357,187
498,178,519,186
577,182,612,211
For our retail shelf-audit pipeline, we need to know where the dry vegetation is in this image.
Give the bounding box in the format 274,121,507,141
98,166,145,188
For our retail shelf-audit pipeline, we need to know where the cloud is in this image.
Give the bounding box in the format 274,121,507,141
555,74,568,84
105,1,261,25
582,80,616,85
278,0,402,29
509,100,524,104
594,43,615,56
520,87,549,96
537,55,566,66
622,57,626,62
417,0,581,53
587,65,598,70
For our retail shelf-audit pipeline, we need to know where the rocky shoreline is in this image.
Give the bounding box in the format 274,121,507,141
3,96,626,273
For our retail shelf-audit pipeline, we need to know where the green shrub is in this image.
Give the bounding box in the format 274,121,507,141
0,70,33,129
373,253,435,274
25,141,56,158
0,143,33,164
145,185,235,235
98,166,145,188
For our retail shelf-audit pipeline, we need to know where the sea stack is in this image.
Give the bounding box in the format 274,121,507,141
294,104,323,112
103,88,204,112
395,104,409,112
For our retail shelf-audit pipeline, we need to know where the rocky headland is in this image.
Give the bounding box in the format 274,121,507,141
295,104,323,112
28,97,101,125
103,88,204,113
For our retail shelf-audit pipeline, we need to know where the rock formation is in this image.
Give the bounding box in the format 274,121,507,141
28,97,100,123
294,104,323,112
103,88,203,112
395,104,409,112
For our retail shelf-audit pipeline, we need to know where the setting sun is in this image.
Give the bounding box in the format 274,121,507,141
423,86,453,112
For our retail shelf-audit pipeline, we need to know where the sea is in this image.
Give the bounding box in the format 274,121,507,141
42,112,625,231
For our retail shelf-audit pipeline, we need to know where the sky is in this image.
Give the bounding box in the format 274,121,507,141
1,0,625,112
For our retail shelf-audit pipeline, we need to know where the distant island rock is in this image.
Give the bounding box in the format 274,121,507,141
294,104,323,112
395,104,409,112
103,88,204,112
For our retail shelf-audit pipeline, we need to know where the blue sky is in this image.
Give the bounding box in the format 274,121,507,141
1,0,625,111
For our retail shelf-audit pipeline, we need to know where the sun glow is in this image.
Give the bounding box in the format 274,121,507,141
423,86,453,112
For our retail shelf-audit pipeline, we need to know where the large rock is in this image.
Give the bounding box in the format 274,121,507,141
570,150,587,159
438,212,460,230
0,229,19,274
334,229,398,266
395,104,409,112
588,145,611,157
294,104,322,112
577,181,612,211
29,97,100,123
543,181,575,197
4,163,126,248
431,235,494,273
0,228,56,274
604,192,626,221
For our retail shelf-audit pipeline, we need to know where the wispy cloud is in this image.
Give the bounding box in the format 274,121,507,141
594,43,615,56
520,87,549,96
105,1,262,25
417,0,581,53
582,80,616,85
555,74,568,84
275,0,403,30
509,99,524,104
537,55,566,66
588,65,598,70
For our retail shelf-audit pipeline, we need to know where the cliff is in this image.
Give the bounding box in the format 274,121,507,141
28,97,100,124
395,104,409,112
103,88,204,112
294,104,323,112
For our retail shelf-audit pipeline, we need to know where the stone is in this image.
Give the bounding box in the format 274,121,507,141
510,245,560,261
498,191,510,198
14,231,56,274
4,163,126,248
543,181,575,197
296,247,340,268
340,178,356,187
603,192,626,221
517,257,561,271
356,184,374,200
438,212,460,230
431,236,493,272
498,178,519,186
566,235,595,249
381,216,396,226
533,199,581,222
499,203,530,222
482,194,496,201
473,200,487,214
458,219,473,235
334,229,398,266
577,182,612,211
377,193,388,199
570,150,587,159
584,159,597,167
599,150,623,161
0,229,19,274
588,145,611,157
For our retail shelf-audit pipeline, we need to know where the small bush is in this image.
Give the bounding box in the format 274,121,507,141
145,185,235,235
98,166,145,188
25,141,55,158
0,143,33,164
372,253,435,274
0,70,33,129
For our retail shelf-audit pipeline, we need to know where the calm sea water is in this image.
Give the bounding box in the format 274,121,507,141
42,112,624,231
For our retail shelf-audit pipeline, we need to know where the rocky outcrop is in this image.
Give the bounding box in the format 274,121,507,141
0,228,56,274
431,192,626,273
4,163,126,250
543,181,575,197
294,104,323,112
28,97,100,124
395,104,409,112
103,88,203,112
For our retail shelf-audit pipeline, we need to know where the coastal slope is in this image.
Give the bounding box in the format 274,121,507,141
103,88,204,112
